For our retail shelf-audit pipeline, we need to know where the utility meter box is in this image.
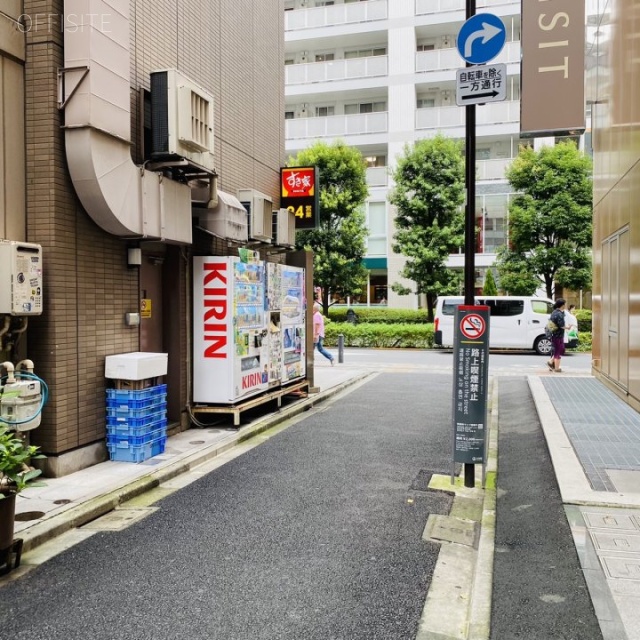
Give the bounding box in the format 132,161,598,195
0,379,42,432
0,241,43,315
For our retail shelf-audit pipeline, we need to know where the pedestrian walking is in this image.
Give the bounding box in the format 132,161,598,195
547,298,566,372
313,302,335,365
564,303,579,344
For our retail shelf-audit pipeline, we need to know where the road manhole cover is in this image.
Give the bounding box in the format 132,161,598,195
15,511,45,521
81,507,159,531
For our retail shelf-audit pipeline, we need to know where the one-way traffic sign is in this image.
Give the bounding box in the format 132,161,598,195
456,63,506,106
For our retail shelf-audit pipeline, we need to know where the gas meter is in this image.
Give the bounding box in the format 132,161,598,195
0,377,43,432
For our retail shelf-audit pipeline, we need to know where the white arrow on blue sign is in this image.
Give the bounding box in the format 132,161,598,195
457,13,507,65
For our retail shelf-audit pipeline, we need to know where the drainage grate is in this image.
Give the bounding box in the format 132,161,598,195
80,507,158,532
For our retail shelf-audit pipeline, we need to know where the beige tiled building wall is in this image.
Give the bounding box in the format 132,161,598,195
591,0,640,408
13,0,284,471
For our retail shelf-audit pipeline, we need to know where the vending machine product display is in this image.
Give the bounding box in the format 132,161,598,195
280,266,306,383
193,255,305,404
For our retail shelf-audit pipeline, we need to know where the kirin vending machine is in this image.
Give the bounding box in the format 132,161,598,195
193,255,269,404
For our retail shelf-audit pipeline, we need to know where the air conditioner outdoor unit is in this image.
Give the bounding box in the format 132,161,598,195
237,189,273,242
272,208,296,248
150,68,215,170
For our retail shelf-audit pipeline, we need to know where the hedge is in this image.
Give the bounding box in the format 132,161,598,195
323,320,592,351
324,322,434,348
327,307,428,325
321,308,593,350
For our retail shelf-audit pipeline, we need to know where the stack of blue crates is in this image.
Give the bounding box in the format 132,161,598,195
106,384,168,463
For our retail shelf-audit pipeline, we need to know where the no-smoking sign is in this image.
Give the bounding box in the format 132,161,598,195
460,313,486,340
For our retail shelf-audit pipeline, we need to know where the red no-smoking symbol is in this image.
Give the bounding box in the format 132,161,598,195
460,314,486,339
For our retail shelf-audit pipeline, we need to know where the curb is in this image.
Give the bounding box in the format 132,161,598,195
18,372,373,555
416,378,498,640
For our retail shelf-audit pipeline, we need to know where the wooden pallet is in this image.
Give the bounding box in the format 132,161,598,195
191,379,310,427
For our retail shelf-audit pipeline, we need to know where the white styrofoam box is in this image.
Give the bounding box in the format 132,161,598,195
105,352,168,380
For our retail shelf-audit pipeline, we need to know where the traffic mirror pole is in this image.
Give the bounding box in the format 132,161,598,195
463,0,476,489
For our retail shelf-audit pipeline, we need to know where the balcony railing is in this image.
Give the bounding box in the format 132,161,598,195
286,56,388,85
476,158,512,180
416,40,520,73
415,100,520,130
285,0,388,31
366,166,388,187
415,0,519,15
286,112,388,140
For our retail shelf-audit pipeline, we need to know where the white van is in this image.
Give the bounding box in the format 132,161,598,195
433,296,568,356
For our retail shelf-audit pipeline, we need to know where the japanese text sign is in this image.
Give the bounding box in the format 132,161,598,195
280,166,319,230
452,306,490,464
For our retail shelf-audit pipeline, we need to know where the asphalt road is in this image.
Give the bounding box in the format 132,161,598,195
0,372,455,640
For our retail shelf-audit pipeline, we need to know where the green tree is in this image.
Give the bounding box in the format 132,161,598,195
496,141,593,298
389,134,465,321
482,269,498,295
290,141,369,314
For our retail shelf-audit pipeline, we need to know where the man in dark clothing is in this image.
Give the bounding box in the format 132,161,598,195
547,298,566,372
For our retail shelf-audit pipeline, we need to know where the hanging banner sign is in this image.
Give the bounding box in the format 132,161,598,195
452,305,490,464
520,0,585,137
280,166,320,231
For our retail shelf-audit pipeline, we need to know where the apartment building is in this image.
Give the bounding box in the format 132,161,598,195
0,0,285,475
284,0,594,308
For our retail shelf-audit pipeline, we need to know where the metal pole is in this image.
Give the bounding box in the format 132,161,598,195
464,0,476,489
338,334,344,363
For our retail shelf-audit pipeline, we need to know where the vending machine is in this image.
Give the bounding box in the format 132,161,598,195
265,262,283,387
193,255,269,404
280,265,306,382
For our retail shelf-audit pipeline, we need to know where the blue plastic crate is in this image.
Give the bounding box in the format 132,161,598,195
106,424,166,448
107,440,153,463
106,420,166,439
106,399,167,418
106,408,167,429
151,435,167,457
106,395,167,411
107,430,167,464
106,384,167,403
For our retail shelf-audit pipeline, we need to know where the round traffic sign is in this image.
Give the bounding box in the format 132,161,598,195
460,314,486,340
457,13,506,65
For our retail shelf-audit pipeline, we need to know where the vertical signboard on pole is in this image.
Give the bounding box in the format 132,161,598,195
280,166,319,230
520,0,585,137
452,306,490,471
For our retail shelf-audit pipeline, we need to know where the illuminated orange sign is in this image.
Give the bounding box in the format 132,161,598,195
280,166,319,230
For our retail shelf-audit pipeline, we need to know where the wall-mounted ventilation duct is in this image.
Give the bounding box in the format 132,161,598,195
62,0,192,243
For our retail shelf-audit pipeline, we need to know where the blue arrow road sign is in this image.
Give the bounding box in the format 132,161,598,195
457,13,506,65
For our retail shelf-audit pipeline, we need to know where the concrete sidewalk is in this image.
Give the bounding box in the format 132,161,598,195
530,374,640,640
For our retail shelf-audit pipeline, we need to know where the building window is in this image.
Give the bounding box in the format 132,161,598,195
285,111,295,120
285,58,295,66
315,105,335,117
315,1,335,6
417,98,435,109
315,53,335,62
417,43,435,51
345,48,387,59
364,155,386,168
345,101,386,115
367,201,387,256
